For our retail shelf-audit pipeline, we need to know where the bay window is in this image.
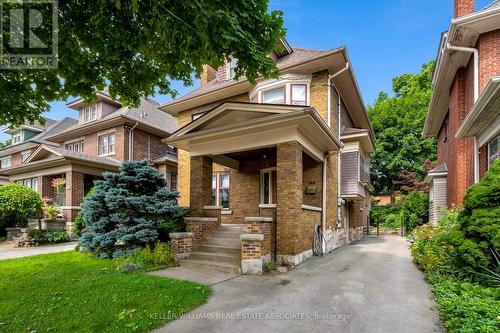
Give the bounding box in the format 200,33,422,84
262,87,285,104
291,84,307,105
98,132,115,156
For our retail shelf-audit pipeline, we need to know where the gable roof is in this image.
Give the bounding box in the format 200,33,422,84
25,145,121,167
3,116,58,134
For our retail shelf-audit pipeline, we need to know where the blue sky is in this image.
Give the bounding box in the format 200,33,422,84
1,0,493,141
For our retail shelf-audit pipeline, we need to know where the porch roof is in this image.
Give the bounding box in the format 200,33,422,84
165,102,342,161
2,145,121,176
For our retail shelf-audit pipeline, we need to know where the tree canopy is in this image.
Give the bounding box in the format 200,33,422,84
0,0,285,126
368,61,437,194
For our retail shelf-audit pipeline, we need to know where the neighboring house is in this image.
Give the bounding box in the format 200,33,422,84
0,91,179,227
160,39,375,273
423,0,500,223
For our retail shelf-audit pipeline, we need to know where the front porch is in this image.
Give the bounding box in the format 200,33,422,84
166,102,352,273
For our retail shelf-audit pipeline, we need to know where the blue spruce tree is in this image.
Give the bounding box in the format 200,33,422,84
80,160,184,258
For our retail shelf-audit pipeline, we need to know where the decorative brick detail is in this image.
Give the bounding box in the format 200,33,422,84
185,217,219,246
169,232,194,259
189,156,213,216
276,141,303,256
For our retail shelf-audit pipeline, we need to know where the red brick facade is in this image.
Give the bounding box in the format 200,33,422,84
454,0,474,18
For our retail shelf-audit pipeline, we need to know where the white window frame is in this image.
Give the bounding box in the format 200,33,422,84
65,140,84,152
212,172,230,208
83,104,97,123
227,58,238,80
21,149,31,163
0,156,11,169
19,177,39,192
12,131,22,144
98,132,116,156
249,77,311,106
291,84,307,106
262,86,286,104
260,167,276,205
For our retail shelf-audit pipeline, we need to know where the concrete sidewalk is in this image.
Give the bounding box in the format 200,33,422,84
154,236,444,333
0,241,78,260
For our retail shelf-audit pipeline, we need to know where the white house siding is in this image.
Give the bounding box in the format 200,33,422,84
430,177,447,225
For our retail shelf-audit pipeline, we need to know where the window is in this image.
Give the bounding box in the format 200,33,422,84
262,87,285,104
83,104,97,123
98,133,115,156
170,172,178,191
291,84,307,105
12,131,22,144
260,168,277,204
488,134,499,166
21,149,31,162
66,140,84,152
212,172,230,208
19,178,39,193
0,156,11,169
228,58,238,79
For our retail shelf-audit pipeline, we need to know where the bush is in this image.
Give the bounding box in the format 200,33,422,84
48,231,70,243
264,261,278,272
400,191,429,234
433,279,500,333
79,161,186,258
73,187,96,237
0,184,43,236
121,242,175,270
370,204,401,228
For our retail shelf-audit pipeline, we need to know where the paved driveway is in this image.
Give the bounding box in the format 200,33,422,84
0,241,78,260
155,236,444,333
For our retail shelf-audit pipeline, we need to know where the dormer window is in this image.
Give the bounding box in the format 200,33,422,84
83,104,97,123
228,58,238,80
12,131,22,144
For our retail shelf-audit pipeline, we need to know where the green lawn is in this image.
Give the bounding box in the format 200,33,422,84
0,251,211,332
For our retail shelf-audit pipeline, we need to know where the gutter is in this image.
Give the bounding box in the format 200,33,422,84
128,122,139,161
446,43,480,183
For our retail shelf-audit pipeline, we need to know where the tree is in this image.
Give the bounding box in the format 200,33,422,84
79,160,186,258
368,61,437,194
0,184,44,237
0,0,285,126
0,139,11,148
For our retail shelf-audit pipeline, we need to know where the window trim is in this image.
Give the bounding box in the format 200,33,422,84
170,171,178,191
98,132,116,157
21,149,31,163
227,58,238,80
65,140,84,152
82,104,98,123
291,84,307,106
12,131,22,144
487,134,499,168
0,156,12,169
212,172,230,208
260,167,276,205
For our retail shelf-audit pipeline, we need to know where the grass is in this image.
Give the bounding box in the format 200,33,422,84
0,251,211,332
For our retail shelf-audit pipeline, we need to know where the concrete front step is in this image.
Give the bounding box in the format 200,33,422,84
206,238,240,247
180,258,241,274
197,244,240,255
190,251,240,264
211,231,243,239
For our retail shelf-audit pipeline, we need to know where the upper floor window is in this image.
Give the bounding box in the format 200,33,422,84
98,132,115,156
83,104,97,123
0,156,11,169
12,131,22,144
228,58,238,80
21,150,31,162
66,140,84,152
262,87,285,104
291,84,307,105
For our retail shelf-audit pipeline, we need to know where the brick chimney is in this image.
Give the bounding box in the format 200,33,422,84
200,65,217,87
454,0,474,18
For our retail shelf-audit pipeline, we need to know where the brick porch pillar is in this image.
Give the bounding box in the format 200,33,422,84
189,155,213,216
65,171,84,222
276,141,303,262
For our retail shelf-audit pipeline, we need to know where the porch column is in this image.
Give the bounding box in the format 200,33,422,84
189,155,213,216
65,171,84,222
276,141,303,261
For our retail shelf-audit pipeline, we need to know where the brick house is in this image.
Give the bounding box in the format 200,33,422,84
423,0,500,223
0,91,178,230
161,39,375,274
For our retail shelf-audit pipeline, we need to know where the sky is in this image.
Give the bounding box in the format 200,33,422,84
0,0,494,141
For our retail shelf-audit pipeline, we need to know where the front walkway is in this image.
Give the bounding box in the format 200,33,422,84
0,241,78,260
155,236,444,333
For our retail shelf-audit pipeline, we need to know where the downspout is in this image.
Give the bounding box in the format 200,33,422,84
323,62,349,249
446,43,480,183
128,122,139,161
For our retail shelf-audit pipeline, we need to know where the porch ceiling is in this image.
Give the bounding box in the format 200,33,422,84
166,102,342,161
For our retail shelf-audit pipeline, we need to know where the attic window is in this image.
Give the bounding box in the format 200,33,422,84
12,131,22,144
228,58,238,80
83,104,97,123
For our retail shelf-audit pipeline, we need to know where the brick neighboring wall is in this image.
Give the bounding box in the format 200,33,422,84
132,129,167,161
454,0,474,18
276,141,303,256
478,29,500,93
